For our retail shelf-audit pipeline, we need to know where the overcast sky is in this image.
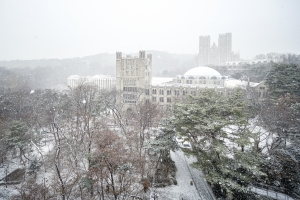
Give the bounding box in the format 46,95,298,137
1,0,300,60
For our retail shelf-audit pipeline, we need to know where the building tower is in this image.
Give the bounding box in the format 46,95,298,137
198,35,210,66
218,33,232,65
209,42,219,66
116,50,152,112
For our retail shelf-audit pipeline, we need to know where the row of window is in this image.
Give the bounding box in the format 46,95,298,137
151,89,197,96
124,88,225,97
123,70,138,76
152,89,172,95
177,80,222,85
123,100,136,104
152,97,172,103
122,60,138,65
123,93,136,100
123,87,137,92
177,76,223,80
123,79,136,85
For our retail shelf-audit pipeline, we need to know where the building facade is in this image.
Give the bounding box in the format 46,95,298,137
199,36,211,66
116,51,152,111
67,51,267,113
218,33,232,65
198,33,240,66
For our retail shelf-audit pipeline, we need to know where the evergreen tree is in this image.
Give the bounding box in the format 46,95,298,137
170,89,264,197
4,121,32,160
265,63,300,98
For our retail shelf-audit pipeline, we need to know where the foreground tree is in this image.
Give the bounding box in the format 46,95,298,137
171,89,264,198
91,129,145,200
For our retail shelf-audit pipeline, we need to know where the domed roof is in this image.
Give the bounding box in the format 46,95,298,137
184,66,222,77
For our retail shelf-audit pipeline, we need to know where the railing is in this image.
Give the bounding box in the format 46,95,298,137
251,184,298,200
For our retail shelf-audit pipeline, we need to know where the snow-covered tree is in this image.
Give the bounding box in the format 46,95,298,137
170,89,264,198
4,121,32,161
146,119,178,184
266,63,300,98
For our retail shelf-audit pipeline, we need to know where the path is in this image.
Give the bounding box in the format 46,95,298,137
153,150,215,200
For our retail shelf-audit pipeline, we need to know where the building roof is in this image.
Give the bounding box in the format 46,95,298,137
183,66,222,77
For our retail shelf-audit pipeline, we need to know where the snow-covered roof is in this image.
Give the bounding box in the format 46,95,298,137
151,77,173,85
183,66,222,77
225,79,264,88
68,75,80,79
90,74,113,79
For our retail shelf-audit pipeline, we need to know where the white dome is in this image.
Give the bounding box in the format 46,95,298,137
184,66,222,77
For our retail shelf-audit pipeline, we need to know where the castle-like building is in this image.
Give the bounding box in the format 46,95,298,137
67,50,267,113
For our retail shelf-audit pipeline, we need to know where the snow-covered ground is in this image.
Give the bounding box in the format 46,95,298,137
154,150,215,200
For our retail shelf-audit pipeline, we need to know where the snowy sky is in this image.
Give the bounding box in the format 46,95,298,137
1,0,300,60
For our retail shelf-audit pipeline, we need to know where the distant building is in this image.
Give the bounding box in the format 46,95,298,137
116,51,266,112
115,51,152,111
67,74,115,90
198,33,240,66
218,33,232,65
67,50,267,113
226,59,272,70
199,36,211,66
210,42,219,66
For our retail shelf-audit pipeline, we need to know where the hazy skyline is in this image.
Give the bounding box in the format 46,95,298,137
1,0,300,61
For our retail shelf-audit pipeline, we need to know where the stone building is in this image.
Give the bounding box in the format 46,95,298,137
115,51,152,111
116,51,267,112
67,51,267,113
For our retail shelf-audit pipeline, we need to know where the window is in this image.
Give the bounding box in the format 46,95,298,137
152,97,156,102
259,87,265,90
175,90,179,96
167,97,171,103
159,97,164,102
183,91,187,96
167,90,171,95
152,89,157,94
159,89,164,95
123,93,136,100
145,89,149,95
